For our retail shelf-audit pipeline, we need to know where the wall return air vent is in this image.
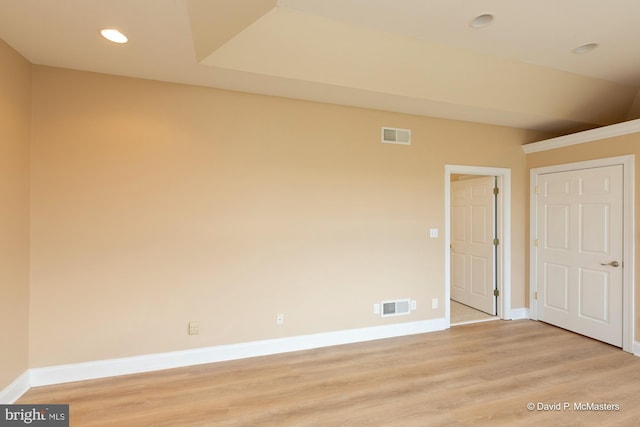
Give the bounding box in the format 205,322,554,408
381,299,411,317
382,127,411,145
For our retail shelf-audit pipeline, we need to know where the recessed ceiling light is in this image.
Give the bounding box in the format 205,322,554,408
572,42,598,54
470,14,494,29
100,28,128,44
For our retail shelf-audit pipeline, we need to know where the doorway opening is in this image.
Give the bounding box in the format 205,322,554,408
444,165,512,328
450,174,498,325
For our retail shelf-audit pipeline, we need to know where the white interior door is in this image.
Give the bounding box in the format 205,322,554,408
451,176,496,315
537,165,623,347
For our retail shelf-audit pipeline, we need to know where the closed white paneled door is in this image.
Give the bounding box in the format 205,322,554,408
537,165,623,347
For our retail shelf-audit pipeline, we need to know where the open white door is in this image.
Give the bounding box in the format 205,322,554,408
450,176,496,315
536,165,623,347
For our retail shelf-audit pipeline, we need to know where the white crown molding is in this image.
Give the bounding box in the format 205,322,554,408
30,318,446,387
522,118,640,154
0,371,30,404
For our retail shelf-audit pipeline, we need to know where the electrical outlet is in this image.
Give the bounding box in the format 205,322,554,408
276,313,284,325
373,303,380,314
431,298,439,309
411,300,417,310
188,321,200,335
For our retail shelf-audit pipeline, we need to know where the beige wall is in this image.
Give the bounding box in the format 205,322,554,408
527,134,640,340
0,40,31,389
28,66,536,367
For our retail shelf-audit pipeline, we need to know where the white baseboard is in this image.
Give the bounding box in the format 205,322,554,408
634,341,640,357
508,307,529,320
31,318,446,387
0,371,30,404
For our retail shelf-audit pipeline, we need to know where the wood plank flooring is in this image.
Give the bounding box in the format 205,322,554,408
19,320,640,426
450,300,497,325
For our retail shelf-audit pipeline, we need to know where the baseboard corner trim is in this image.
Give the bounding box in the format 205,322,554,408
0,371,31,404
508,307,529,320
634,341,640,358
30,318,447,387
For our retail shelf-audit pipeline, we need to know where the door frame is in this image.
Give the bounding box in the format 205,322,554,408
444,165,511,328
529,155,635,353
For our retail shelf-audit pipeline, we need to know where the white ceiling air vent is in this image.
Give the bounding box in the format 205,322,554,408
382,127,411,145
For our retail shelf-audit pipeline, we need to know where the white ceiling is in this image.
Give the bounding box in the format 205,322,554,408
1,0,639,135
280,0,640,87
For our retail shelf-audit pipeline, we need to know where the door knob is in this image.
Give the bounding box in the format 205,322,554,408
600,261,620,267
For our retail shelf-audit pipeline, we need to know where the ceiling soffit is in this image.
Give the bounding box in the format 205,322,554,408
191,4,637,133
187,0,277,62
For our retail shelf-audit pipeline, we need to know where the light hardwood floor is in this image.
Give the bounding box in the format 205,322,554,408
19,320,640,426
450,300,497,325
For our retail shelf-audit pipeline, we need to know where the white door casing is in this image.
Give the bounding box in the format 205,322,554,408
530,155,635,353
444,165,511,328
451,176,496,315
